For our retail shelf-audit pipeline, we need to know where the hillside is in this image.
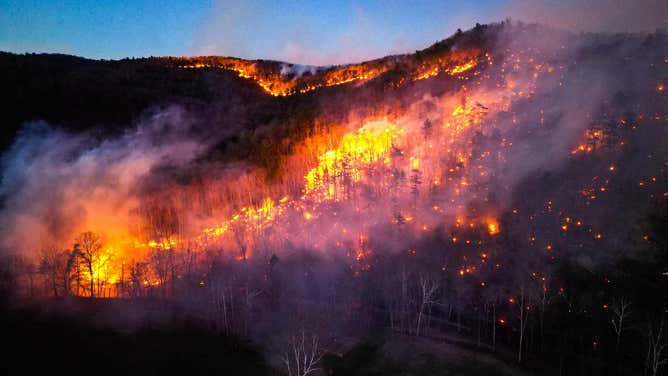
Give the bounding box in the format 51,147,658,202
1,21,668,375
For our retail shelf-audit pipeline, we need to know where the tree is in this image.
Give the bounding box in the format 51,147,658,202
129,261,150,298
38,246,67,297
208,272,232,333
140,200,180,295
281,329,324,376
530,271,553,353
610,297,631,353
75,231,103,298
645,314,668,376
512,284,532,363
416,272,439,337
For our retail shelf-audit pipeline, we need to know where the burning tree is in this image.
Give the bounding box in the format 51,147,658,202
74,231,103,298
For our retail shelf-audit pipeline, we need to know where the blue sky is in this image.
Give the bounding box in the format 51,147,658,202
1,1,666,65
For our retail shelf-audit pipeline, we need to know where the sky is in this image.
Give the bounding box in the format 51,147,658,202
1,0,667,65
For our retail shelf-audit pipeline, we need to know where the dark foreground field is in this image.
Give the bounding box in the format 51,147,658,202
1,302,269,375
1,299,529,376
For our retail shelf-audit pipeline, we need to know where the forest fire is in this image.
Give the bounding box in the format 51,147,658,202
54,28,660,300
174,48,482,96
486,220,500,235
2,19,668,376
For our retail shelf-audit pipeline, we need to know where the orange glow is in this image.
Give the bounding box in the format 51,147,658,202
174,49,481,96
411,157,420,170
486,219,500,235
304,121,400,201
28,39,646,301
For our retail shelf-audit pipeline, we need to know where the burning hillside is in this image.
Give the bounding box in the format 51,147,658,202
170,46,480,96
1,21,667,375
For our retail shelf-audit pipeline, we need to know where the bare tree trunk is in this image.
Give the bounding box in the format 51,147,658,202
222,288,229,333
389,306,395,332
27,268,34,298
416,274,438,337
646,315,667,376
416,303,424,337
540,290,545,352
476,305,481,348
401,266,408,334
492,303,497,352
518,286,527,363
611,298,631,353
76,264,80,296
281,329,324,376
457,298,462,334
89,265,94,298
120,262,125,298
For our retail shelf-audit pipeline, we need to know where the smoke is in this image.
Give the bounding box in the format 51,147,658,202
193,1,668,67
0,107,204,257
504,0,668,33
1,22,666,304
1,23,666,362
194,0,459,65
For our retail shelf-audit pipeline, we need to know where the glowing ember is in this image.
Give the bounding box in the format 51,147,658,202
486,219,500,235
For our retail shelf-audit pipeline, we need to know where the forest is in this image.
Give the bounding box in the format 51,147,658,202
1,21,667,375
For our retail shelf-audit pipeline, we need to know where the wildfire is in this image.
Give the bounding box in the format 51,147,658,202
173,49,482,96
304,122,400,201
486,219,500,235
26,26,665,302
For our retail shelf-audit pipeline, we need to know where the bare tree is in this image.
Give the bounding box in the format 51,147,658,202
75,231,103,298
140,199,180,295
129,261,150,298
19,256,37,298
281,329,324,376
610,297,632,352
400,263,410,334
416,273,439,337
645,314,668,376
38,246,67,297
150,249,171,297
531,272,553,352
65,246,82,296
231,221,249,261
208,274,231,333
513,285,532,364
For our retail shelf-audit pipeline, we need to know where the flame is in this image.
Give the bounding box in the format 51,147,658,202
30,33,659,300
304,122,400,201
414,57,478,81
487,219,500,235
173,49,481,96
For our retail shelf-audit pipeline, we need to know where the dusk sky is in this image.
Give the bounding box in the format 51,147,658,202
1,0,667,65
